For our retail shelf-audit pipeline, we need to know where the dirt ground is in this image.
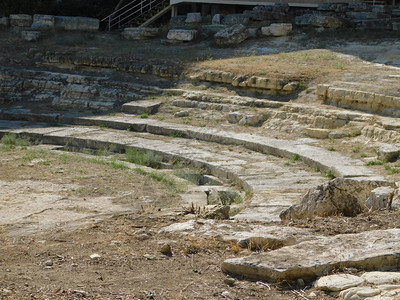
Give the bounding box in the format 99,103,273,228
1,27,400,300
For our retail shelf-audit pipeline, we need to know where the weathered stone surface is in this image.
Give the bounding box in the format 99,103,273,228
31,14,54,30
393,22,400,31
362,272,400,285
121,27,159,40
54,16,99,31
10,14,32,27
122,100,161,114
304,128,330,139
160,220,196,233
222,14,249,26
204,205,230,219
21,31,41,42
365,187,395,210
212,14,223,24
339,287,381,299
214,24,249,46
377,144,400,162
315,274,365,291
185,12,202,23
311,16,343,28
261,23,292,36
167,29,198,41
0,17,9,27
295,14,316,26
247,27,259,38
238,114,266,126
227,112,244,124
222,229,400,282
280,178,395,220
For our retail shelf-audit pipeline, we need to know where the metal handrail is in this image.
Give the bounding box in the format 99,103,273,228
102,0,167,30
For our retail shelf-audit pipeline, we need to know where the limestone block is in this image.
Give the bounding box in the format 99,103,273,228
372,5,392,14
377,144,400,162
304,128,330,139
311,16,343,29
31,14,54,30
280,178,395,220
261,23,292,36
167,29,197,41
121,27,159,40
238,114,266,126
214,24,249,46
295,14,315,26
21,31,41,42
185,12,202,23
212,14,222,24
10,14,33,27
362,272,400,285
282,82,299,92
227,112,244,124
232,75,248,87
315,274,365,292
246,76,285,90
54,16,99,31
222,14,249,26
365,186,395,210
204,205,230,219
0,17,9,27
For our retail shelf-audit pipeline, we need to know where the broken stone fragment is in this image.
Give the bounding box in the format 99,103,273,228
280,178,396,220
365,186,395,211
314,274,365,291
377,144,400,162
214,24,249,47
261,23,292,36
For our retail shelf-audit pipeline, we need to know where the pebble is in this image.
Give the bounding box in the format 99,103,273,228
221,290,230,297
224,277,236,286
160,244,172,256
309,292,317,297
90,253,101,259
44,259,53,267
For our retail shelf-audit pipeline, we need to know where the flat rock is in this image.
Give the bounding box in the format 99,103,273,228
167,29,198,41
55,16,99,31
122,100,161,114
315,274,365,291
21,31,41,42
339,287,381,299
222,229,400,282
10,14,32,27
362,272,400,285
31,14,54,30
121,27,159,40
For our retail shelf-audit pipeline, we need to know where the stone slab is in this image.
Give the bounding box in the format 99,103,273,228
167,29,198,41
10,14,32,27
54,16,99,31
222,229,400,282
315,274,365,291
362,272,400,285
122,100,162,114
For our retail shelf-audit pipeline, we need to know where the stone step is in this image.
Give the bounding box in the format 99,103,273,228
171,98,239,112
0,109,383,181
0,120,327,222
222,229,400,282
122,100,162,115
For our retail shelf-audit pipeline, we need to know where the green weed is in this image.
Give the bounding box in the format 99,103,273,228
126,148,162,168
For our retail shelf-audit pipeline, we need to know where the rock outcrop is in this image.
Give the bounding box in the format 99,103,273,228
214,24,249,46
280,178,396,220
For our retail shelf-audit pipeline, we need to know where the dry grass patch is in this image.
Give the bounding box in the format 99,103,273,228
190,49,360,83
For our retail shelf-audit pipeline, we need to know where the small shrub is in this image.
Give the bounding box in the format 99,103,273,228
325,169,335,179
352,146,361,153
110,160,128,170
366,160,383,166
139,113,149,119
327,146,336,151
169,131,186,138
291,154,301,162
0,133,31,151
126,148,162,168
385,165,400,174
